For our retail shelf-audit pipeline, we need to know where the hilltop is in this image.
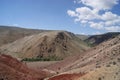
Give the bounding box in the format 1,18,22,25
0,30,89,60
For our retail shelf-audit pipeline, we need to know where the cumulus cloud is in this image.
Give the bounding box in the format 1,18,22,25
79,0,118,10
74,0,119,12
89,22,104,29
101,12,119,21
67,0,120,32
67,10,76,17
105,26,120,32
75,7,100,20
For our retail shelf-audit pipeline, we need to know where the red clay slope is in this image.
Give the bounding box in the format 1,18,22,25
0,54,50,80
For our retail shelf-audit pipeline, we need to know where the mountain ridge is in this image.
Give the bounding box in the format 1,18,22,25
85,32,120,46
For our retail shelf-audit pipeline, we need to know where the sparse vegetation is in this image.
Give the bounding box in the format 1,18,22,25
85,41,93,47
21,55,63,62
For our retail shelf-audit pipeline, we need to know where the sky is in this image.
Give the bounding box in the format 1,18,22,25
0,0,120,35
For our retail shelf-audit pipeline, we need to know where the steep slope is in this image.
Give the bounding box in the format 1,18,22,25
45,35,120,80
0,54,51,80
0,26,49,46
0,31,89,59
85,32,120,46
77,35,120,80
78,65,120,80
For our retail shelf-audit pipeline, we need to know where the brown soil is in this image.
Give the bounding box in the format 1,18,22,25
45,35,120,74
0,31,89,59
48,73,85,80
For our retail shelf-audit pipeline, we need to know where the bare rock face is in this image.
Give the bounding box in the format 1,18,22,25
0,54,50,80
0,31,89,59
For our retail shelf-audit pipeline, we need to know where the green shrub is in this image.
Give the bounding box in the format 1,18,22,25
21,55,63,62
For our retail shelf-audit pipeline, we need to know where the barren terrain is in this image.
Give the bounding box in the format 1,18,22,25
0,26,120,80
0,31,89,59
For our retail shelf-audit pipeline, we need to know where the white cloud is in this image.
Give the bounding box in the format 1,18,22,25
76,7,100,20
80,0,118,10
67,0,120,32
105,26,120,32
68,7,100,22
67,10,77,17
102,12,120,28
101,12,118,21
76,7,91,14
81,20,88,24
89,22,104,29
105,19,120,26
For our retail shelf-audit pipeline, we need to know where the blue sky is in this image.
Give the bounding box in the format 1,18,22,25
0,0,120,35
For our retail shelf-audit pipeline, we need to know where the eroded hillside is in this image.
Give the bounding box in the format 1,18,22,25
44,35,120,80
0,26,120,80
0,31,89,59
